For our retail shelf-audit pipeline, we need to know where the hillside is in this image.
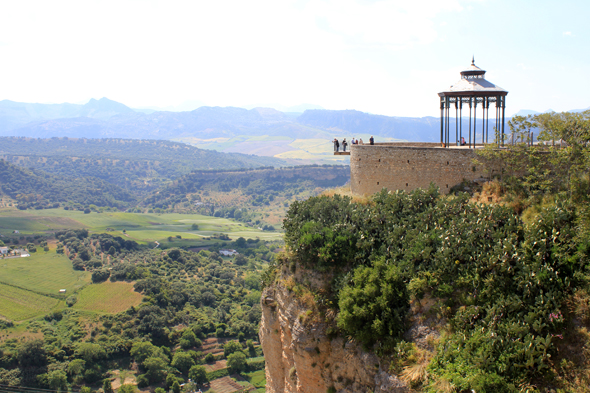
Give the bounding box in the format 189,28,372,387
0,159,137,209
0,137,287,195
140,165,350,224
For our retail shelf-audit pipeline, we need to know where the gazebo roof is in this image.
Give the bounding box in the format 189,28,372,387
439,58,508,97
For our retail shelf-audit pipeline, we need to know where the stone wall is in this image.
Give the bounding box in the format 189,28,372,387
350,143,488,196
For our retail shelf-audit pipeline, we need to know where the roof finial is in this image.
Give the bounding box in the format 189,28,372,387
472,55,475,65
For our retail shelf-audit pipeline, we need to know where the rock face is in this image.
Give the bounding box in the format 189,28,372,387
260,278,408,393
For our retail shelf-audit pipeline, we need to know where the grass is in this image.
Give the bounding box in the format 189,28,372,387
74,281,143,314
243,369,266,388
0,249,89,296
0,283,59,321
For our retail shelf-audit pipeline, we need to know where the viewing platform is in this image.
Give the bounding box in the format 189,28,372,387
334,142,487,155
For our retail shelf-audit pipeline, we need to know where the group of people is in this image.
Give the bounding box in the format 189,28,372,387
333,136,374,152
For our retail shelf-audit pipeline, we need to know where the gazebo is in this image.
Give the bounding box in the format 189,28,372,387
438,58,508,148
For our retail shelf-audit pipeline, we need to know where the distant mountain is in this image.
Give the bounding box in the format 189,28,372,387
512,109,541,117
135,99,207,113
2,98,588,149
512,107,590,117
241,103,324,113
0,97,134,134
296,110,440,141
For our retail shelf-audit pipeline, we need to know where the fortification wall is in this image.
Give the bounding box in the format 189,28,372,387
350,143,488,195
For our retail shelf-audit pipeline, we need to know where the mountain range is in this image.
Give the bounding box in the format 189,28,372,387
2,98,588,159
0,98,441,143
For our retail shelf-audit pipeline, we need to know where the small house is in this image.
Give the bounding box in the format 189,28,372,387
59,289,66,293
0,247,8,255
219,249,238,256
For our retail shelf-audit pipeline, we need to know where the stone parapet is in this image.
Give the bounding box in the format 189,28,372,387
350,143,487,195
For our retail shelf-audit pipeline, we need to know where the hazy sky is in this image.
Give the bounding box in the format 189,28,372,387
0,0,588,117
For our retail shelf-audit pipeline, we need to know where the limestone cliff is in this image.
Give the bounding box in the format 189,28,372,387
259,265,410,393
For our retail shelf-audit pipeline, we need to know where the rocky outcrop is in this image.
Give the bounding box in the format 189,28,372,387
260,278,409,393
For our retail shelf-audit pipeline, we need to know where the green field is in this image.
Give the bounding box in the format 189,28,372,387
243,369,266,392
74,281,143,313
0,283,59,321
0,250,89,296
0,208,283,244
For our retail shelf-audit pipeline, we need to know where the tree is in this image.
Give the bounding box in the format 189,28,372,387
188,365,208,385
171,351,194,374
226,351,247,373
75,342,106,363
179,329,198,349
171,380,181,393
234,254,247,266
92,269,111,283
68,358,86,376
130,341,168,363
143,356,168,383
204,353,215,363
18,339,47,368
223,341,243,357
47,370,67,392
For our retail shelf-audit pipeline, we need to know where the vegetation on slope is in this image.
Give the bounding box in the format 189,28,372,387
141,165,350,224
0,229,274,391
0,159,137,209
276,111,590,392
0,137,285,195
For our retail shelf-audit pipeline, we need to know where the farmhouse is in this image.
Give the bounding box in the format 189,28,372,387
0,246,8,255
219,249,238,256
15,249,30,257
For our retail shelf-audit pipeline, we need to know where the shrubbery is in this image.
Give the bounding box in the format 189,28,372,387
282,186,588,390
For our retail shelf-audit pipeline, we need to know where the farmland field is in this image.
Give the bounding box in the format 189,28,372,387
0,208,282,243
74,281,143,313
0,283,59,321
0,250,89,296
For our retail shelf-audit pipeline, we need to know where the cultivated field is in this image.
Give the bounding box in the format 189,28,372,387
0,208,282,244
74,281,143,314
0,283,59,321
0,250,89,296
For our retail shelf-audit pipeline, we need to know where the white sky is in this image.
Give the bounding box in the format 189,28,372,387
0,0,588,117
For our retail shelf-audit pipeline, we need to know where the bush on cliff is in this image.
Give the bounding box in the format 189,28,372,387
281,186,588,391
337,257,409,347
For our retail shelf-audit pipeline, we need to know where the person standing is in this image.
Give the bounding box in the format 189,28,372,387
342,138,348,152
333,138,340,152
369,136,374,145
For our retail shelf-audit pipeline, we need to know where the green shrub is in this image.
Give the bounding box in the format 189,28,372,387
337,257,409,347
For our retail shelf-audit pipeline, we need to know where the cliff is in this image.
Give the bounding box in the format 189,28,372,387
259,264,411,393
